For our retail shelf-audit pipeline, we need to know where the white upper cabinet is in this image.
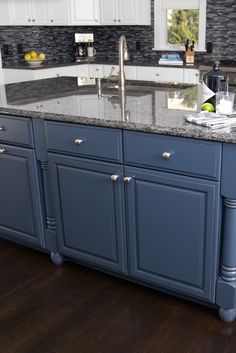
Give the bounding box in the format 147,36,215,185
5,0,150,26
69,0,100,25
8,0,68,25
47,0,69,25
9,0,48,25
0,2,11,25
118,0,136,25
100,0,150,25
99,0,117,25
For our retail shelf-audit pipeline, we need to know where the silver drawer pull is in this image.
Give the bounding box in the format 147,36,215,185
162,152,171,160
110,175,119,182
74,139,84,145
124,176,132,183
0,148,6,154
0,127,4,131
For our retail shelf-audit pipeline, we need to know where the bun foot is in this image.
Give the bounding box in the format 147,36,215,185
50,252,64,266
219,308,236,323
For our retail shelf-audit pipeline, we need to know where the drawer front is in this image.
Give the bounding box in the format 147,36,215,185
0,115,33,147
45,121,123,162
124,131,222,180
136,66,184,83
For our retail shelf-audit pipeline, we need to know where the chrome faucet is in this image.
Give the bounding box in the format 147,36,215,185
118,35,129,91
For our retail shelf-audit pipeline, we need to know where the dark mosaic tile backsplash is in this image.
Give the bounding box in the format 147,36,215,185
0,0,236,66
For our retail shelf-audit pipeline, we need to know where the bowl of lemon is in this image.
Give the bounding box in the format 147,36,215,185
24,51,46,67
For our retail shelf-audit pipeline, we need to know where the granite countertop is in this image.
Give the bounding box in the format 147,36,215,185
3,59,236,72
2,59,200,70
1,76,236,143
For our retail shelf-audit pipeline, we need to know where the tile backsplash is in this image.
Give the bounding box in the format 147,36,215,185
0,0,236,66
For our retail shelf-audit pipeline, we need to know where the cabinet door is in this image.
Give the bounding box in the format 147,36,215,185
49,154,127,274
0,2,11,25
88,64,104,78
100,0,117,25
183,69,200,84
125,166,220,301
9,0,31,25
0,145,44,247
9,0,49,25
136,66,184,83
47,0,68,25
118,0,135,25
30,0,49,25
69,0,100,25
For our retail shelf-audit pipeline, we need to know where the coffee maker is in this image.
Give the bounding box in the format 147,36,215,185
75,33,94,62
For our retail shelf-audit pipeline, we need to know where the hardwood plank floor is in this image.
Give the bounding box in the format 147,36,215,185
0,238,236,353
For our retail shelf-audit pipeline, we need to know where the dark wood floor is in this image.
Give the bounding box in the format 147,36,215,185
0,239,236,353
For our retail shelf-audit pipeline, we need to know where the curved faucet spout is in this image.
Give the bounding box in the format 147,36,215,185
119,35,129,92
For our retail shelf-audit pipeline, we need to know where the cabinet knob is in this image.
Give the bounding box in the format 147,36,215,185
156,73,160,76
124,176,132,183
28,19,31,22
162,152,171,160
118,19,121,22
50,19,53,23
114,19,117,22
74,139,84,145
0,148,6,154
0,127,4,131
32,19,35,22
110,174,119,182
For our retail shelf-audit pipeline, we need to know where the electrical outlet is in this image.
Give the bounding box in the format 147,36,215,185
206,42,213,53
17,44,23,54
3,44,9,55
136,41,141,51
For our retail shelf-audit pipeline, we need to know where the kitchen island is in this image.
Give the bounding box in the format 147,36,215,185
0,76,236,322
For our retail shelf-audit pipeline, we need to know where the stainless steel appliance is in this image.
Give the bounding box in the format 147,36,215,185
75,33,95,62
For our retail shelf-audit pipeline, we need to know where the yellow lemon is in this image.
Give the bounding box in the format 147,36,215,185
38,53,46,60
30,51,38,60
24,53,31,61
201,102,215,112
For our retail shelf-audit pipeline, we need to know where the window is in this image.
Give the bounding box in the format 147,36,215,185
154,0,206,52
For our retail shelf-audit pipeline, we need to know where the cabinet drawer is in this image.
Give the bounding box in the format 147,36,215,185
136,66,184,83
45,121,123,162
0,115,33,147
124,131,222,180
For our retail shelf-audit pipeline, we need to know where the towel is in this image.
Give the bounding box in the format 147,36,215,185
184,112,236,129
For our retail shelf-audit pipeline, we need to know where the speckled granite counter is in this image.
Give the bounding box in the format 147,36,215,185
1,76,236,143
2,59,200,70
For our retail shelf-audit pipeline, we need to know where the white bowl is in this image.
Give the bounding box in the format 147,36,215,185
26,60,43,67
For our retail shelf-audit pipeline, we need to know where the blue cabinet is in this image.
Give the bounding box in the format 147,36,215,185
49,153,127,274
124,166,221,301
0,144,44,247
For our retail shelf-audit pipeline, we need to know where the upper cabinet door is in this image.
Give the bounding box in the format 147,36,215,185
9,0,31,25
100,0,150,25
47,0,69,25
30,0,49,25
118,0,136,25
100,0,117,25
69,0,100,25
0,2,11,25
133,0,151,25
9,0,49,25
